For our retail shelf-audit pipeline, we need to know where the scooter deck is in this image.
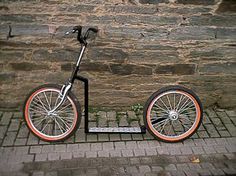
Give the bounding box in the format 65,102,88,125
88,126,146,134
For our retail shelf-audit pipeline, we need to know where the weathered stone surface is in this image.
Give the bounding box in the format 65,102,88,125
176,0,215,5
189,15,236,27
10,62,49,71
169,27,216,40
155,64,196,75
110,64,152,75
216,28,236,39
139,0,168,4
199,62,236,75
0,72,16,83
33,49,78,61
0,0,235,109
88,48,128,62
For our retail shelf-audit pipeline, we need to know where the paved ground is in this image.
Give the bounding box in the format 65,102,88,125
0,107,235,176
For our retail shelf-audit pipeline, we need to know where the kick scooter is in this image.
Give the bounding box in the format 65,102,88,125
23,26,203,143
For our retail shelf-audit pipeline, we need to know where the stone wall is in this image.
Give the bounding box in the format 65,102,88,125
0,0,235,110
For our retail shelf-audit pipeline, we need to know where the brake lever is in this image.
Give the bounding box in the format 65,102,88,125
65,29,76,35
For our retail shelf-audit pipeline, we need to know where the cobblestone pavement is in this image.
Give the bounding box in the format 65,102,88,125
0,108,235,175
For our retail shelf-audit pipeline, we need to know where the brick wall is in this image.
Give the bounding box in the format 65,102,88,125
0,0,235,109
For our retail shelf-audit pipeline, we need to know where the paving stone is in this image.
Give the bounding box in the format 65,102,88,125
205,109,217,118
180,146,193,155
176,163,189,170
21,154,34,163
0,112,12,125
91,143,102,151
119,115,129,126
48,153,60,161
127,111,137,120
218,130,231,137
151,166,163,172
156,146,170,155
210,169,225,176
8,119,20,132
130,120,139,127
223,168,236,175
72,151,84,158
214,145,228,153
197,169,212,176
170,170,186,176
66,144,78,152
193,139,206,146
203,146,216,154
126,166,139,173
169,147,181,155
192,146,205,155
85,151,97,158
137,141,149,149
165,164,177,171
131,134,144,140
225,110,236,117
27,133,39,145
129,157,140,165
134,148,146,156
204,124,220,137
30,146,42,154
197,131,209,138
143,132,155,140
121,134,132,140
102,142,114,151
109,150,122,157
42,145,54,153
86,168,98,175
216,111,232,124
75,130,86,142
225,145,236,153
14,146,29,155
114,141,126,150
109,134,120,141
183,139,195,146
184,169,199,176
224,153,235,160
148,140,160,148
108,120,118,127
200,162,215,170
106,111,116,121
0,126,7,139
122,149,134,157
224,124,236,136
188,163,201,170
86,134,97,142
35,153,48,161
78,143,90,151
14,138,27,146
204,138,217,145
145,148,157,156
139,165,151,173
98,133,109,141
177,156,190,163
32,171,44,176
60,152,72,160
17,125,29,138
2,131,17,146
98,150,109,157
125,141,137,149
202,113,211,124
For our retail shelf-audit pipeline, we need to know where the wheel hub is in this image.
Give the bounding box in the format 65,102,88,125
169,110,179,120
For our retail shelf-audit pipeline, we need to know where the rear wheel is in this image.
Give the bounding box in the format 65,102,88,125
144,86,203,143
23,84,81,142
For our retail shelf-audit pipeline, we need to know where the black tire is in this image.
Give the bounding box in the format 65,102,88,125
143,85,203,143
23,84,81,142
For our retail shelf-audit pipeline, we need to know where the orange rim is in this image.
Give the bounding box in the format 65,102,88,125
24,88,78,141
146,90,201,142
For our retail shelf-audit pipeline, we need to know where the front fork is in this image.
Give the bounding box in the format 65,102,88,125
48,82,72,114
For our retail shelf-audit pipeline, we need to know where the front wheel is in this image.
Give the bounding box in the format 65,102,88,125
23,84,81,142
144,85,203,143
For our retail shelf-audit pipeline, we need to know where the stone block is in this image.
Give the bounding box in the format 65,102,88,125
155,64,196,75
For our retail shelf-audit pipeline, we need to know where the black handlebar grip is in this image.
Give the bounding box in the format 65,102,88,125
88,27,98,33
